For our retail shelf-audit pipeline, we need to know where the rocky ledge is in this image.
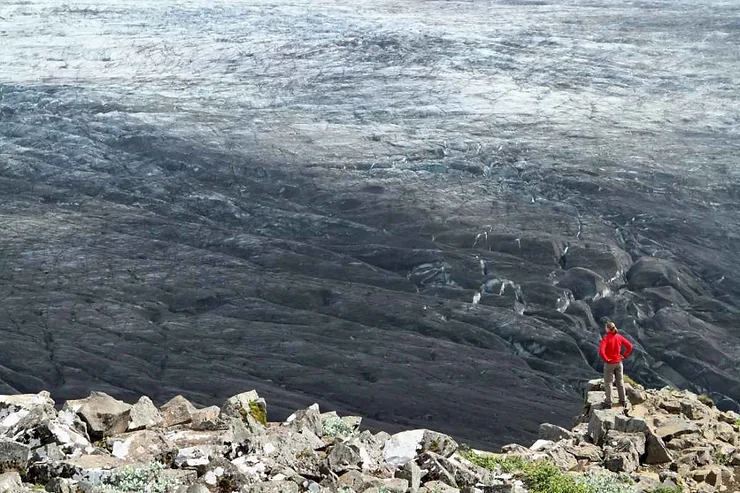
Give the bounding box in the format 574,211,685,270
0,380,739,493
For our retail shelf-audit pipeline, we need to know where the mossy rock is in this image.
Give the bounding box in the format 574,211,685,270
248,401,267,426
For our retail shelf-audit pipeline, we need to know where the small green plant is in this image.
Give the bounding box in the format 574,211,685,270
461,451,588,493
577,471,639,493
714,451,727,465
321,415,356,438
734,417,740,429
698,394,715,408
649,486,683,493
461,450,528,473
102,462,175,493
623,374,639,387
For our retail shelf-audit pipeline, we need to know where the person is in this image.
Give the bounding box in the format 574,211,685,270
598,320,633,411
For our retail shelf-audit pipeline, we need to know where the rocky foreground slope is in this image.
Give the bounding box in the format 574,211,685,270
0,380,738,493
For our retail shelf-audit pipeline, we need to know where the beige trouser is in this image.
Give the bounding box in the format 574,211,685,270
604,362,626,406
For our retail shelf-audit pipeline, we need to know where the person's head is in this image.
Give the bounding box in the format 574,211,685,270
605,321,618,334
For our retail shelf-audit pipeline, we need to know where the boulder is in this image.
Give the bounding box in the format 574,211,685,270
247,480,301,493
658,398,683,414
0,392,57,435
587,409,615,445
285,405,323,437
625,385,647,405
383,429,457,467
711,421,736,444
602,431,644,473
645,434,673,464
681,399,709,420
420,451,481,488
174,444,221,468
676,447,713,470
417,452,457,487
529,439,555,451
327,441,363,473
692,466,723,487
396,460,421,493
547,446,577,470
0,438,30,471
654,416,700,441
604,430,646,456
538,423,573,442
564,442,603,462
718,410,740,425
419,481,461,493
221,391,267,426
127,396,163,431
160,395,197,428
64,392,132,440
190,406,221,431
109,429,175,462
0,471,22,493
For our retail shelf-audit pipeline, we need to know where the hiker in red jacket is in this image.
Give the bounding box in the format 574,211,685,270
599,320,633,410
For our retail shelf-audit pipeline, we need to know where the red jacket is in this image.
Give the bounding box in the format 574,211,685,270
599,331,633,364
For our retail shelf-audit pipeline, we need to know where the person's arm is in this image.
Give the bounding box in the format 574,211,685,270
620,335,633,359
599,337,609,363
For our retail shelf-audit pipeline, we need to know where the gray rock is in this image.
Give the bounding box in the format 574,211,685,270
383,429,457,467
654,416,700,441
186,485,211,493
603,449,639,473
359,477,409,493
587,409,616,445
160,395,197,427
564,442,603,462
286,405,323,437
418,452,457,488
109,429,175,462
682,399,709,420
0,471,22,493
190,406,221,431
64,391,132,440
718,410,740,425
419,481,460,493
547,446,577,470
712,421,736,444
222,391,267,423
328,441,362,473
604,430,646,457
538,423,573,442
127,396,163,431
0,438,30,470
585,391,607,409
396,460,422,493
645,434,673,464
692,466,723,487
247,481,301,493
625,386,647,405
500,444,529,454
